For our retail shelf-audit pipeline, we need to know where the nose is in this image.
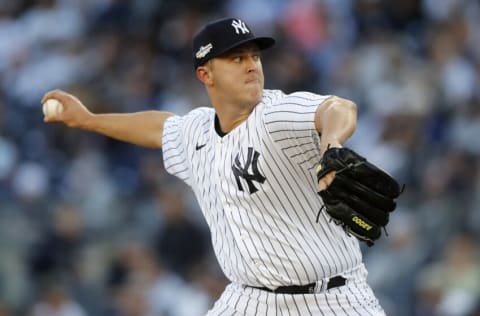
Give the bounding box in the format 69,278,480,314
245,55,258,72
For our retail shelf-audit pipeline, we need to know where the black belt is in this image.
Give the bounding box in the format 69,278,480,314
249,276,346,294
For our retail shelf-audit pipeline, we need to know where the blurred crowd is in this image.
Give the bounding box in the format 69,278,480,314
0,0,479,315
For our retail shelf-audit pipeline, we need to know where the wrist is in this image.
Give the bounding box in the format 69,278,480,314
320,138,342,155
79,112,96,131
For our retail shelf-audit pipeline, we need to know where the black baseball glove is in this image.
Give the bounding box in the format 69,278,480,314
317,147,402,246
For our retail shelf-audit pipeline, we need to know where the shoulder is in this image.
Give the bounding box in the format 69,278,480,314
262,89,286,103
163,107,214,141
262,89,330,107
180,106,214,120
279,91,330,105
166,106,214,126
261,90,331,117
185,106,214,122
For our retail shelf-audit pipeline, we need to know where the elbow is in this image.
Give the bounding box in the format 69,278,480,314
333,96,357,116
331,96,358,133
342,98,357,135
343,98,357,114
316,96,358,143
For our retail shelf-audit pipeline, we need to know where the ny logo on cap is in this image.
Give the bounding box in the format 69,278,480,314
231,19,250,35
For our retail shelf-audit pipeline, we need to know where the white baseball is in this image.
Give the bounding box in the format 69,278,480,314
42,99,64,118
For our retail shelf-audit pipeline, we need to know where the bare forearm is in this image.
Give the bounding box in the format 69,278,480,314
84,111,174,148
315,96,357,154
41,90,175,149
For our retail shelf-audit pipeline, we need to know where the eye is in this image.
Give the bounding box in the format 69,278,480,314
232,56,242,63
252,53,260,61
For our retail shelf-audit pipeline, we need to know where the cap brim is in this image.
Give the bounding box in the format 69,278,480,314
214,36,275,58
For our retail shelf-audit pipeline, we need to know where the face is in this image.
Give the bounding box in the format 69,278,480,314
199,42,264,108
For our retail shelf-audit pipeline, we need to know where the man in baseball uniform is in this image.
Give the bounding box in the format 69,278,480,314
42,18,391,315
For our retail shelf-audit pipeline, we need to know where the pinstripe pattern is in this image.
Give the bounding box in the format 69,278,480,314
163,89,380,314
206,265,385,316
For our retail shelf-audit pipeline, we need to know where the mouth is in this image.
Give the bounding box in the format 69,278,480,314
245,77,260,84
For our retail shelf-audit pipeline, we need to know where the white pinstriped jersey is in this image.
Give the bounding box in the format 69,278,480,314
162,89,362,288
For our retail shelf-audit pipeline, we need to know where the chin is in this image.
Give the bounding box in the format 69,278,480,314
248,93,262,106
249,86,263,101
239,84,263,106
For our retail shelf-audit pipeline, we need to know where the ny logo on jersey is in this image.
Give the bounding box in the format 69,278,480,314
231,19,250,35
232,147,266,194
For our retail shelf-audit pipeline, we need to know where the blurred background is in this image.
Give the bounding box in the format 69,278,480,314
0,0,479,315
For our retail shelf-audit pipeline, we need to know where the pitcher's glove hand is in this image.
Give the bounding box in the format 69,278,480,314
317,147,402,246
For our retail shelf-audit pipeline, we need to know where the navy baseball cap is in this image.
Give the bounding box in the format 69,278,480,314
193,18,275,69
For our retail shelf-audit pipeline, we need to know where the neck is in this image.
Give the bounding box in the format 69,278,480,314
215,106,254,133
211,96,257,134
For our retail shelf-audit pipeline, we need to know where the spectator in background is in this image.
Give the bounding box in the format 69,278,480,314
365,211,427,316
0,302,12,316
29,281,87,316
104,240,210,316
152,184,210,279
28,203,85,286
415,232,480,316
0,0,479,314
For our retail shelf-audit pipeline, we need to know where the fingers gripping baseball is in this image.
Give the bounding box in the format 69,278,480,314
41,89,92,128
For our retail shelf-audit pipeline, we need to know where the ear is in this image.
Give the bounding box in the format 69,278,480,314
196,65,213,85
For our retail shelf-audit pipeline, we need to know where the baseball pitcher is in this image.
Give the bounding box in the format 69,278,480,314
42,18,401,315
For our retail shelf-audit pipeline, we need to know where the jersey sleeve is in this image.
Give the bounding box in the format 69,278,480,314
162,107,213,187
263,91,331,164
162,115,192,185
